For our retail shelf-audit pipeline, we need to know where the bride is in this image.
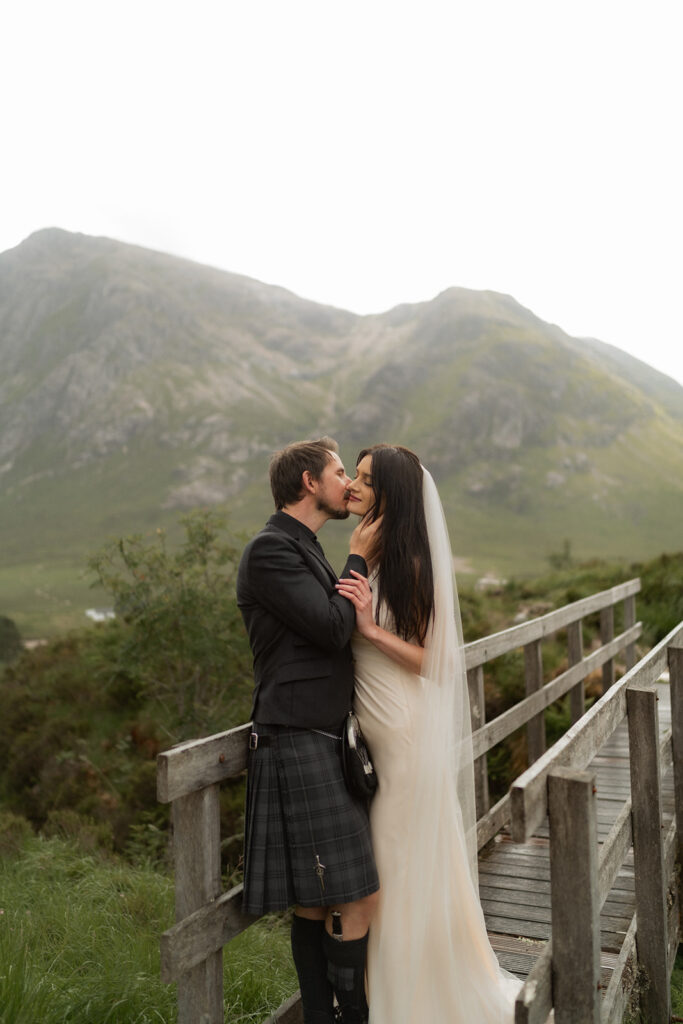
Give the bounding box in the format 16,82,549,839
336,444,520,1023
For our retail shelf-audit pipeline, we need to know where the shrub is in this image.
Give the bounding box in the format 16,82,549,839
87,509,252,736
0,616,22,663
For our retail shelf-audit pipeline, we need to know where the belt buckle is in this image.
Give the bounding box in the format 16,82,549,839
249,731,259,750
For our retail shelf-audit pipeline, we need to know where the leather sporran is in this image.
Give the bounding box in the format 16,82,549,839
341,711,378,801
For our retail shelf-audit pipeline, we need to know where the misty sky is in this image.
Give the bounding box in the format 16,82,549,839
2,0,682,385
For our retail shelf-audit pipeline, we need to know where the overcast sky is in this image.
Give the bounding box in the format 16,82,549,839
2,1,681,385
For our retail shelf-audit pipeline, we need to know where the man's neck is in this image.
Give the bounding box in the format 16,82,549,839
281,501,327,535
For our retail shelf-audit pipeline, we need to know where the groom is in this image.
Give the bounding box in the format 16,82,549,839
237,437,379,1024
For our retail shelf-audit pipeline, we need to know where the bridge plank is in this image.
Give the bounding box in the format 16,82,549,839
262,992,304,1024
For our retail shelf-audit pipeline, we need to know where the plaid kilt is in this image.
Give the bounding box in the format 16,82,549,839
242,725,379,915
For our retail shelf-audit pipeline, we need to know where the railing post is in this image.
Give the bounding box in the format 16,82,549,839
174,784,223,1024
669,641,683,876
524,639,545,763
627,683,670,1024
548,768,601,1023
600,606,615,692
567,620,584,724
467,665,490,817
623,594,637,670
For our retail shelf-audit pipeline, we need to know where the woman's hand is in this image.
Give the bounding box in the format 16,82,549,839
336,569,376,637
337,569,425,673
349,513,382,564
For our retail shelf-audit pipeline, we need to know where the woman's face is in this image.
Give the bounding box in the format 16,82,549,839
347,454,375,517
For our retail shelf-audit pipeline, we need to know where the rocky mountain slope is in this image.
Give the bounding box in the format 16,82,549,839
1,228,682,628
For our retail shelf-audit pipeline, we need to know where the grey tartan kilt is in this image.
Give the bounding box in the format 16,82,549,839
242,725,379,915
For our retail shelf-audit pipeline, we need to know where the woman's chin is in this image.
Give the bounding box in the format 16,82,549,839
348,504,366,517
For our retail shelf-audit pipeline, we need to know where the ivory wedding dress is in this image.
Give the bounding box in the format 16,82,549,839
352,470,520,1023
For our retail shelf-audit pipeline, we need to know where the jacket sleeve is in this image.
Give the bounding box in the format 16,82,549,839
242,531,367,652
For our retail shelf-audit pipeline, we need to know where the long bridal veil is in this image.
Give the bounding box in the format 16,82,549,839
373,468,518,1022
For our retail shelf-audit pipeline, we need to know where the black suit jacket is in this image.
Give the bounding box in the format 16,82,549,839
236,511,367,730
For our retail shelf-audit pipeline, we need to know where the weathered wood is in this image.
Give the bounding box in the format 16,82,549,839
524,640,545,764
626,684,670,1024
664,815,678,893
468,665,490,816
173,784,223,1023
600,912,637,1024
548,769,601,1023
161,884,255,983
156,589,683,1024
668,899,680,980
597,799,633,908
157,723,251,803
659,729,673,775
669,642,683,874
623,594,637,670
600,606,615,692
567,619,584,724
472,625,640,759
262,992,304,1024
465,579,640,670
510,625,676,843
513,940,552,1024
476,793,510,850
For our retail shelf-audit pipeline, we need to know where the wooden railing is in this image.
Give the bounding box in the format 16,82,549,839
157,578,682,1023
512,619,683,1024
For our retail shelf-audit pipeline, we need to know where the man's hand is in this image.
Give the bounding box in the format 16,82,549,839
336,570,376,638
349,514,382,563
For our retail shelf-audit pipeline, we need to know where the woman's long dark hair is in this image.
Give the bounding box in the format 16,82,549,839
357,444,434,644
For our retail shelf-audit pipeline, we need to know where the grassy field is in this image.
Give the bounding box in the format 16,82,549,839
0,816,296,1024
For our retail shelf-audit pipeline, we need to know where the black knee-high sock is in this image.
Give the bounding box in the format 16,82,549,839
322,928,369,1024
290,914,336,1023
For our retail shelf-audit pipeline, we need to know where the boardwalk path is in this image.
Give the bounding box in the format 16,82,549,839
480,679,673,988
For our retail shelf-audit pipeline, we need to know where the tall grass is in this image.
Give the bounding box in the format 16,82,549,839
0,818,296,1023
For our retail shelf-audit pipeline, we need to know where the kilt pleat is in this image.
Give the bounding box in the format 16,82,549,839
242,727,379,915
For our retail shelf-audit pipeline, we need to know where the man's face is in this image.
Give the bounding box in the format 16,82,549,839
314,452,351,520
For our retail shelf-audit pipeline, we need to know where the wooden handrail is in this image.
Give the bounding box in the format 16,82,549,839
158,580,643,805
464,579,640,670
509,620,683,844
157,576,683,1024
471,624,641,758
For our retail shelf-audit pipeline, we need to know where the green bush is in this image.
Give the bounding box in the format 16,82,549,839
0,616,22,663
0,510,254,869
87,508,252,735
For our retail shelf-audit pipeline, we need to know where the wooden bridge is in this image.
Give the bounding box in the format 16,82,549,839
157,578,683,1023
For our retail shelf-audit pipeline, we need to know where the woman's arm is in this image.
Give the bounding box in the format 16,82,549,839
336,570,425,675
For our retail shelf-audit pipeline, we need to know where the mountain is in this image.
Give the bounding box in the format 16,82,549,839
1,228,682,633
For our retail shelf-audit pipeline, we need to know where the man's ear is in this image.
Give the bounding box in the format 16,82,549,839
301,470,316,495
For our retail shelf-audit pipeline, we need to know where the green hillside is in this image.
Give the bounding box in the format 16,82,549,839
1,230,682,635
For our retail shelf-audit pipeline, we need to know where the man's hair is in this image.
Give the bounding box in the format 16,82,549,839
269,436,339,509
